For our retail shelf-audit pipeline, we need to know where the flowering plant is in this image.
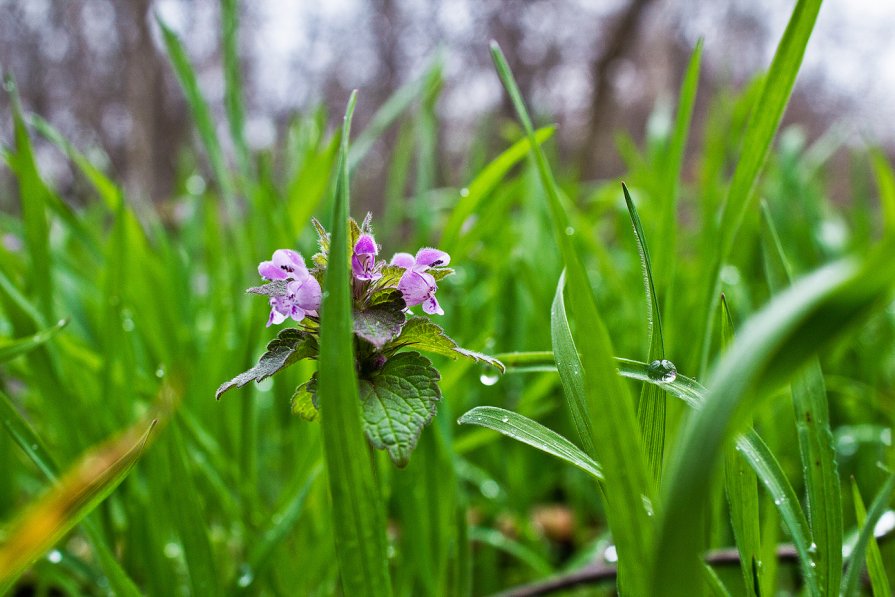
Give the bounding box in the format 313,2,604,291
216,214,503,466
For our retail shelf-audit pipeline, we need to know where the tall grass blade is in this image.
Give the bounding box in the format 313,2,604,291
491,42,654,593
720,296,762,597
317,91,392,597
0,319,68,364
849,479,891,597
624,184,667,487
221,0,251,182
156,15,236,207
870,149,895,235
761,203,842,595
0,419,156,591
697,0,823,373
458,406,603,481
841,473,895,597
654,242,895,596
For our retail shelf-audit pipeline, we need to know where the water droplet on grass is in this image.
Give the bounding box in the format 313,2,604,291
236,569,254,588
155,365,166,379
47,550,62,564
808,541,817,554
459,187,470,197
604,544,618,563
564,226,575,236
647,359,677,383
480,479,500,499
480,372,499,386
500,416,509,423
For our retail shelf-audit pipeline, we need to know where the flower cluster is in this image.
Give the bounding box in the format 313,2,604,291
256,219,451,327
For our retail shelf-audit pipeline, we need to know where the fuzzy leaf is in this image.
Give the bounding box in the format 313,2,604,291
291,379,318,421
375,265,405,289
354,305,406,349
429,267,454,282
216,329,317,399
368,287,405,308
312,217,330,253
359,351,441,467
246,280,289,296
387,316,505,372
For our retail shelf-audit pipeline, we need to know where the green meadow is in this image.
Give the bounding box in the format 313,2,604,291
1,0,894,594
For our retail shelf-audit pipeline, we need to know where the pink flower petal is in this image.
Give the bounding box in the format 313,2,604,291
290,276,322,312
390,252,415,269
415,247,450,267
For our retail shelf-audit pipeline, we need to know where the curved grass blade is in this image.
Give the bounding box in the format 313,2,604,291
221,0,251,182
624,184,667,487
441,126,556,251
0,318,68,364
761,203,843,595
697,0,823,373
653,243,895,596
841,473,895,597
870,149,895,236
458,406,603,481
317,91,392,597
0,418,157,591
494,39,654,588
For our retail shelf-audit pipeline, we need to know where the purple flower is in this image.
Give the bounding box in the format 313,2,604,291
390,247,450,315
352,234,382,281
267,276,321,327
258,249,308,281
257,249,321,326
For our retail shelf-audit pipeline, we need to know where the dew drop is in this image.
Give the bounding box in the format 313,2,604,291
47,550,63,564
564,226,575,236
237,570,254,588
480,372,499,386
155,365,166,379
121,317,135,332
459,187,470,198
808,542,817,554
809,560,817,569
163,542,182,559
500,416,509,423
647,359,677,383
480,479,500,499
604,544,618,563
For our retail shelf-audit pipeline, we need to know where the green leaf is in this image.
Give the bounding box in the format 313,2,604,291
359,351,440,467
387,316,505,372
221,0,251,182
0,318,68,364
317,91,393,597
841,473,895,597
354,306,405,350
216,329,317,399
849,478,890,597
458,406,603,481
246,280,290,296
291,379,319,421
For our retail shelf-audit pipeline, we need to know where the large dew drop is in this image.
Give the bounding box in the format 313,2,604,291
647,359,677,383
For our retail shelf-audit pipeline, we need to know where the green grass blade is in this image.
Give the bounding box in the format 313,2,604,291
720,296,762,597
841,473,895,596
624,184,667,487
492,42,654,592
849,478,890,596
317,91,392,597
6,76,54,321
0,318,68,364
221,0,251,182
870,149,895,235
458,406,603,481
655,39,702,299
0,419,156,591
654,243,895,596
697,0,823,373
349,56,442,171
550,273,595,458
441,126,556,251
156,15,236,207
762,203,843,594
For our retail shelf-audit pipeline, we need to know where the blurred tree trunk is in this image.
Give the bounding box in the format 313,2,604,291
579,0,656,177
